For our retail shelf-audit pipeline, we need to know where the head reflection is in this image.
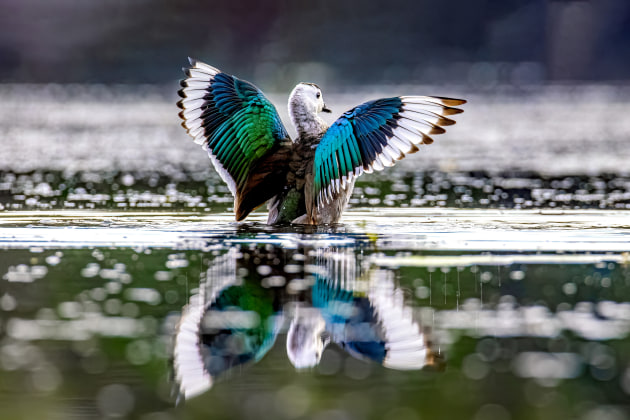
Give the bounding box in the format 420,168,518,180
173,243,439,399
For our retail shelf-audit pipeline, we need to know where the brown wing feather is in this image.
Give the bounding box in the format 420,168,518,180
235,141,293,221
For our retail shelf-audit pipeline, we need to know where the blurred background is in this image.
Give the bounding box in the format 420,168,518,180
1,2,630,420
1,0,629,88
1,0,629,177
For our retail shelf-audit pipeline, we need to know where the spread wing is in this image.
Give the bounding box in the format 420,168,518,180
177,58,292,221
311,96,465,211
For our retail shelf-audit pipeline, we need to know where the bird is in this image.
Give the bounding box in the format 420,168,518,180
177,58,466,225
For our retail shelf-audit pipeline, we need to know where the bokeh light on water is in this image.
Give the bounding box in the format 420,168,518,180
0,224,629,419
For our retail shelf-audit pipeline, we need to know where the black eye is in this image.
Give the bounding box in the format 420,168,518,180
316,92,321,99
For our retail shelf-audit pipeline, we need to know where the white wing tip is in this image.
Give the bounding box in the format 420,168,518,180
400,95,467,107
188,57,219,71
173,295,214,399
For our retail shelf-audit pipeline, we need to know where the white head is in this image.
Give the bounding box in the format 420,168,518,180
288,83,331,136
289,83,330,115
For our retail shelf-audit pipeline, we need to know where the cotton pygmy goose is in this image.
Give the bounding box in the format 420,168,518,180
177,58,466,225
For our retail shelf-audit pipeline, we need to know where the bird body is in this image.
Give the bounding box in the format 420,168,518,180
177,58,465,225
267,120,356,225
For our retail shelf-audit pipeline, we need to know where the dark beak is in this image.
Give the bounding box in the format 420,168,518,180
322,104,332,113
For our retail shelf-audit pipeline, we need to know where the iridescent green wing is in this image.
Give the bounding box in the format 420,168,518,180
311,96,465,212
178,58,292,220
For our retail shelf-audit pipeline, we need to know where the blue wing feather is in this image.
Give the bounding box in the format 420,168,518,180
312,275,387,364
312,95,465,210
313,98,402,201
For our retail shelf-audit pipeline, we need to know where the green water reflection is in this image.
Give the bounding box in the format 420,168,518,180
1,234,629,419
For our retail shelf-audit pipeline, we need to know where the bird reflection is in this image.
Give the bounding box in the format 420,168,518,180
173,243,439,400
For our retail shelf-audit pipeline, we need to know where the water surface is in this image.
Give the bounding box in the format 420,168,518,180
1,209,629,420
1,85,630,420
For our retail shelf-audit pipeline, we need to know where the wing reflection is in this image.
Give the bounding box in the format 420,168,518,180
173,243,438,400
174,246,287,399
289,248,435,370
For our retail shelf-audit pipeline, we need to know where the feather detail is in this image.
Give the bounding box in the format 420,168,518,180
400,95,467,107
367,276,430,370
173,292,213,399
177,58,292,221
310,95,464,212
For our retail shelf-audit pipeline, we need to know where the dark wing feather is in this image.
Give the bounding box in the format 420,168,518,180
311,96,465,212
178,59,292,220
